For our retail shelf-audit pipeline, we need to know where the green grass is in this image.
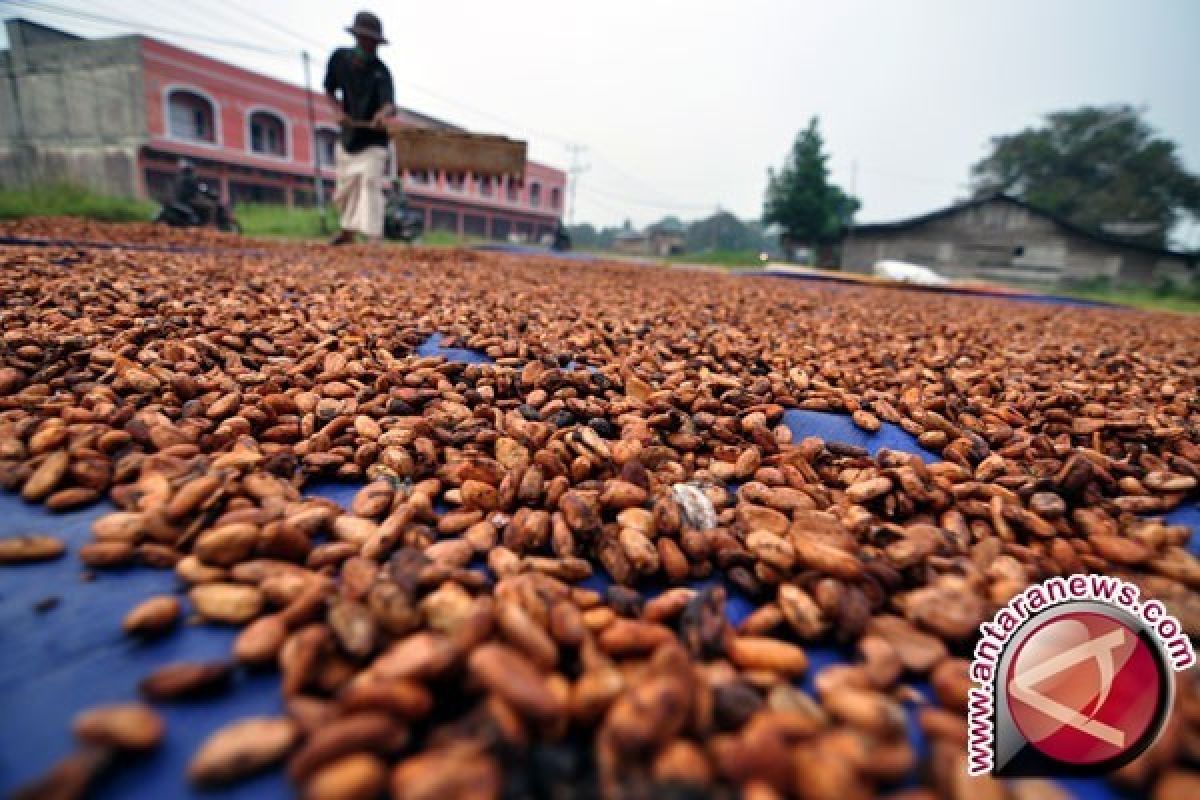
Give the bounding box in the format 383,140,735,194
234,203,333,239
1063,286,1200,314
1060,275,1200,313
419,230,477,247
233,207,497,246
665,249,769,269
0,183,156,222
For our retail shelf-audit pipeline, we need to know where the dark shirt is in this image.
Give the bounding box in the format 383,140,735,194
324,47,394,153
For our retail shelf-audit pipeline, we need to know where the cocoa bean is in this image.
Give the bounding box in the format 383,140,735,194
467,643,562,723
139,661,232,700
188,717,299,786
190,583,264,624
0,534,66,564
73,703,163,752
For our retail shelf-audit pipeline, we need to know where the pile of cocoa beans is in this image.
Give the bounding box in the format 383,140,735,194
1,225,1198,800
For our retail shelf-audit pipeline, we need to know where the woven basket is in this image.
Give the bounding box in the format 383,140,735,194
390,128,527,179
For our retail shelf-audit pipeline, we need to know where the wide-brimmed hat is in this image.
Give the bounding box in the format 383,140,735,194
346,11,388,44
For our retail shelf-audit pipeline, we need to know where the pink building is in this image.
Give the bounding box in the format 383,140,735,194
1,18,567,240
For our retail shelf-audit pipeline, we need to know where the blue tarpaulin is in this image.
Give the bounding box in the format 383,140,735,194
0,336,1191,799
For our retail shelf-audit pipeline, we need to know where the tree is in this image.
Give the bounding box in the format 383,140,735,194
686,211,757,252
647,216,685,234
971,105,1200,248
763,117,860,260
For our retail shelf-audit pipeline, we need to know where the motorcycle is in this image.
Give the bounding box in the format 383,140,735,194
382,186,424,243
551,223,572,252
155,183,240,233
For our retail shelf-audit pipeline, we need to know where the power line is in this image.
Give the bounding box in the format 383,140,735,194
209,0,326,54
201,0,583,151
582,182,712,212
5,0,720,218
197,0,571,149
3,0,298,56
572,189,630,221
590,148,710,210
118,0,235,46
578,184,711,214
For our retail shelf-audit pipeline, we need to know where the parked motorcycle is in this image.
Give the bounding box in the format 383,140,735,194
155,183,240,233
383,183,424,243
551,221,572,252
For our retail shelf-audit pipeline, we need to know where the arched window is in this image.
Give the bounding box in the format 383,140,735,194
315,128,338,167
167,89,216,143
550,187,561,209
249,110,287,157
506,178,520,203
529,182,542,208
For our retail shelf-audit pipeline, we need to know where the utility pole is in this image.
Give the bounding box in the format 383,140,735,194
302,51,327,232
565,143,590,226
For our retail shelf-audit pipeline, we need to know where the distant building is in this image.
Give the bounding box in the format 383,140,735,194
843,194,1196,286
644,218,686,256
612,221,685,257
611,230,649,255
0,18,565,241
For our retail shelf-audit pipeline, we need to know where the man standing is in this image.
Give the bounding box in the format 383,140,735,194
324,11,396,245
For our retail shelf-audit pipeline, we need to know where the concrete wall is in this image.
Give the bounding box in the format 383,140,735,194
0,19,146,196
843,198,1193,287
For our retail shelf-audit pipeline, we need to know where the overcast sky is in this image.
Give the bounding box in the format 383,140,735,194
3,0,1199,244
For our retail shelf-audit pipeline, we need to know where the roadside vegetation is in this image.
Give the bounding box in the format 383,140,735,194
665,249,767,269
1063,277,1200,314
233,204,331,239
0,183,156,223
0,184,502,246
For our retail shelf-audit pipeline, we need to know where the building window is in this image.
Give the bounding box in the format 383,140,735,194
507,179,520,203
315,129,337,167
464,215,487,237
407,169,429,185
167,89,216,143
445,172,465,192
249,111,287,157
477,175,493,197
230,182,285,205
529,182,541,208
550,187,561,209
431,210,458,232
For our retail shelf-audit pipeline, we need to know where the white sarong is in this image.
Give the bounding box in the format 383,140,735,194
333,142,388,237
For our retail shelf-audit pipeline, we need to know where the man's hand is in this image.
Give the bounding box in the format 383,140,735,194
371,104,396,129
